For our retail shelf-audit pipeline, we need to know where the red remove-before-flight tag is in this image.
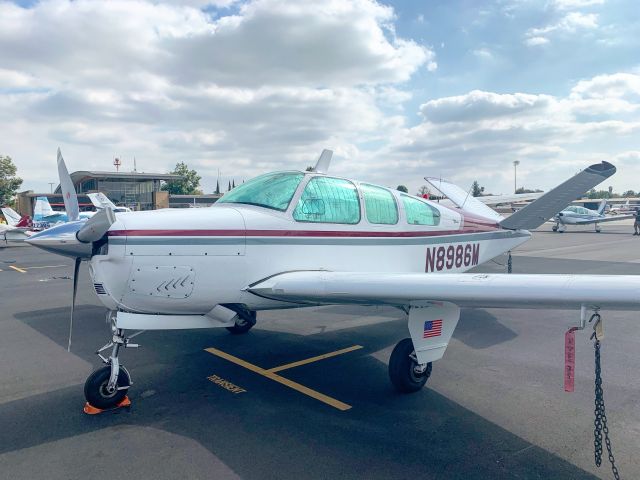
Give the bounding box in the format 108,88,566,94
564,328,577,392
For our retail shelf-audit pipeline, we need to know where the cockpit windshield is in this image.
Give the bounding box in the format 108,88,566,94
216,171,304,212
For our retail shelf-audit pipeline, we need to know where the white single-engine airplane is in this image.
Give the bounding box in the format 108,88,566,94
551,200,635,232
26,149,640,412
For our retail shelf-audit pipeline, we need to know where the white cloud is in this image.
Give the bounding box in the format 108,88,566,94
525,11,599,46
379,73,640,194
553,0,605,9
472,48,494,59
0,0,434,192
525,36,550,46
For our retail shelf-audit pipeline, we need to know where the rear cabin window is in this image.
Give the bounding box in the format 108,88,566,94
361,184,398,225
293,177,361,224
401,194,441,226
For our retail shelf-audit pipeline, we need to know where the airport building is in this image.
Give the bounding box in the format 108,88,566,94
16,170,222,216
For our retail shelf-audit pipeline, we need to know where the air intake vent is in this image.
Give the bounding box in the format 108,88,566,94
94,283,107,295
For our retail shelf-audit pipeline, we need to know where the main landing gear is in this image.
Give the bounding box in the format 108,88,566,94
226,308,257,335
388,338,432,393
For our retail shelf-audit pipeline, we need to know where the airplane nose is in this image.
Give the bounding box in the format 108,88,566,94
26,221,93,258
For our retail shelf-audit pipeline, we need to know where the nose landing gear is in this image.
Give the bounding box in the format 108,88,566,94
84,312,140,410
388,338,432,393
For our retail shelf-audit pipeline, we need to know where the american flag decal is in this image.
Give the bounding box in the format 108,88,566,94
423,319,443,338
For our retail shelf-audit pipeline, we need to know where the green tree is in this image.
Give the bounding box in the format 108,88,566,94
471,181,485,197
396,185,408,193
0,155,23,206
587,189,615,199
515,187,543,194
161,162,202,195
622,190,636,197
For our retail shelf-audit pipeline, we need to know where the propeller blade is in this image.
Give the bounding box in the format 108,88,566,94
76,208,115,243
57,148,80,222
68,257,81,352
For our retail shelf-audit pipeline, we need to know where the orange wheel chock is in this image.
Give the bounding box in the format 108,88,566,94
83,396,131,415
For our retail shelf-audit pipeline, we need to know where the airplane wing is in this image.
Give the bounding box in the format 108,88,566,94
475,192,543,205
571,214,636,225
248,270,640,364
500,161,616,230
248,271,640,311
87,192,117,210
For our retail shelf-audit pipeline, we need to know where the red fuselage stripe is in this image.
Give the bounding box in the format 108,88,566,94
107,227,500,237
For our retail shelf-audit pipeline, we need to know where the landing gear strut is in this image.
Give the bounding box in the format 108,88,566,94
84,312,140,409
388,338,432,393
226,308,257,335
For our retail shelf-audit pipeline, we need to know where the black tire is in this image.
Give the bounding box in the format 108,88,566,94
226,310,256,335
552,226,558,232
84,366,130,409
388,338,432,393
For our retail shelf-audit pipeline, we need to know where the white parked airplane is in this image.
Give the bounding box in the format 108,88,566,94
26,149,640,412
87,192,132,213
551,200,635,232
1,207,33,244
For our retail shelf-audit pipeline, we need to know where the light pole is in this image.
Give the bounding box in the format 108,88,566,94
48,182,55,193
513,160,520,193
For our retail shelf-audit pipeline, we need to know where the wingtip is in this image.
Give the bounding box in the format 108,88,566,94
586,161,616,176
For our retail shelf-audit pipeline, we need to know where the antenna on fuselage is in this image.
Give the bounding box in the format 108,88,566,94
311,149,333,174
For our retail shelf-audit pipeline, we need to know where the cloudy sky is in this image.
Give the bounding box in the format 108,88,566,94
1,0,639,195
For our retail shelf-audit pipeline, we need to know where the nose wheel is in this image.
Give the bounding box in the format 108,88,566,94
388,338,432,393
84,365,131,410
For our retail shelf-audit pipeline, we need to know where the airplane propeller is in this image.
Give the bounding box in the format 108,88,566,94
36,149,118,351
65,207,116,352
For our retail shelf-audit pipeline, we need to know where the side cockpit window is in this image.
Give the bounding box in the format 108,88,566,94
293,177,361,224
361,183,398,225
401,194,441,226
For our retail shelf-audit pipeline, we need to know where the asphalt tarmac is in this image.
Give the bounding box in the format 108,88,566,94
0,222,639,479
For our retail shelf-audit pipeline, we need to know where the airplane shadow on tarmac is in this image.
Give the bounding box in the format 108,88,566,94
7,304,597,480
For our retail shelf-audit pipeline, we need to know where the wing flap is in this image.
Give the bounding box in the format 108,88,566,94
248,271,640,310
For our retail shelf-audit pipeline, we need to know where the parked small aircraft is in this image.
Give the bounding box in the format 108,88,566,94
551,200,635,232
0,207,32,245
87,192,132,213
27,149,640,411
33,196,94,228
609,199,640,215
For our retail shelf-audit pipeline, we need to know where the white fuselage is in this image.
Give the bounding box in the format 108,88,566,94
89,176,530,317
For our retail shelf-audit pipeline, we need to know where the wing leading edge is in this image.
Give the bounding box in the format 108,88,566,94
248,270,640,311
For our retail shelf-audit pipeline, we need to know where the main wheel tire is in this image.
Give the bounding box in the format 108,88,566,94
388,338,432,393
226,311,256,335
84,366,130,409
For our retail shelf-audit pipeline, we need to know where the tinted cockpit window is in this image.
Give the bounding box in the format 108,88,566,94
217,172,304,211
293,177,360,224
401,194,441,226
361,183,398,225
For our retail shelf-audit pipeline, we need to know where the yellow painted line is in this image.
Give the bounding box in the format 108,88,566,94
205,347,352,411
267,345,363,373
25,264,69,270
9,265,27,273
